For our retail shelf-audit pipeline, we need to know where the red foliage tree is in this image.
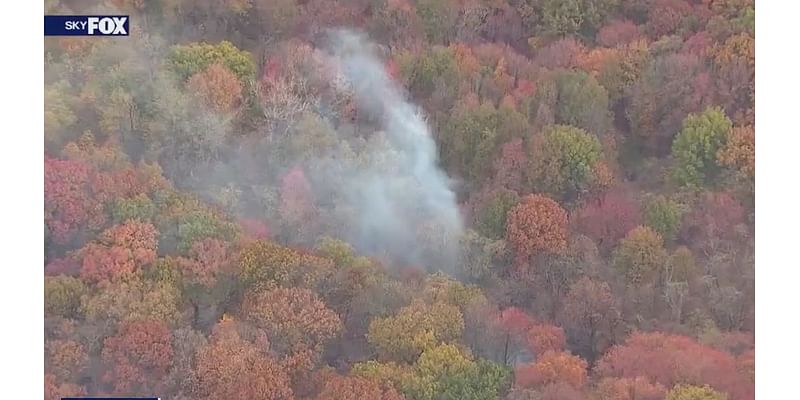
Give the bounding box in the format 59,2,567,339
177,238,234,287
571,191,641,252
101,319,174,394
493,138,528,193
79,221,158,283
45,157,105,244
596,332,753,400
680,192,746,252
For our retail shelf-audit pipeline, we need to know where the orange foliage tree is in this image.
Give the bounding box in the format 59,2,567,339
506,194,568,265
514,351,588,389
193,317,293,400
100,319,174,394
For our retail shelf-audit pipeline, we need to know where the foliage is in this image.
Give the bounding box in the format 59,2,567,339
613,226,668,287
168,41,256,83
368,301,465,363
671,107,733,188
506,194,569,262
642,195,683,241
530,125,603,200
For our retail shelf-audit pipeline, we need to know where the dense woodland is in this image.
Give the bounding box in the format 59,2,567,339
44,0,755,399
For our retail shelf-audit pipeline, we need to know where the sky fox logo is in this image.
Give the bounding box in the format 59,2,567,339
44,15,129,36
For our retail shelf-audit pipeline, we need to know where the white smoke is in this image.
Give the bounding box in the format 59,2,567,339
307,29,464,268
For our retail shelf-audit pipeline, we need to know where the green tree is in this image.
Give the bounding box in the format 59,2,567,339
671,107,733,188
555,70,611,135
168,41,256,83
530,125,603,199
642,195,683,241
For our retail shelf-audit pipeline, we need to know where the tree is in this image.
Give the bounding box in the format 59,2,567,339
626,54,711,154
671,107,733,188
571,191,641,252
193,317,293,400
529,125,603,200
596,332,750,400
45,373,85,400
526,324,567,356
665,384,728,400
101,319,174,394
597,19,642,47
242,287,342,372
168,41,256,82
595,377,666,400
613,226,667,287
81,275,183,327
187,63,244,114
44,276,87,319
642,195,683,241
46,339,88,382
238,239,334,291
315,373,405,400
79,221,159,283
367,301,464,363
506,194,568,264
44,157,105,245
474,188,520,240
555,71,612,136
717,125,754,185
558,277,620,362
514,351,588,389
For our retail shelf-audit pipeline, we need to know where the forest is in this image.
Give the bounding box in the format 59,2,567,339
43,0,755,399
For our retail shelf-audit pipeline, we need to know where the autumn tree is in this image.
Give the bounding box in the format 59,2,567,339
717,125,754,187
515,351,588,389
81,275,183,328
558,277,620,362
187,63,244,114
44,157,105,245
671,107,733,188
315,373,405,400
626,54,711,154
526,323,567,356
666,384,728,400
46,339,88,382
572,191,641,252
595,377,667,400
44,276,87,319
506,194,568,264
367,301,464,363
101,319,174,394
193,317,293,400
242,287,341,371
596,332,750,400
613,226,668,287
529,125,603,200
238,239,334,291
79,220,158,283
